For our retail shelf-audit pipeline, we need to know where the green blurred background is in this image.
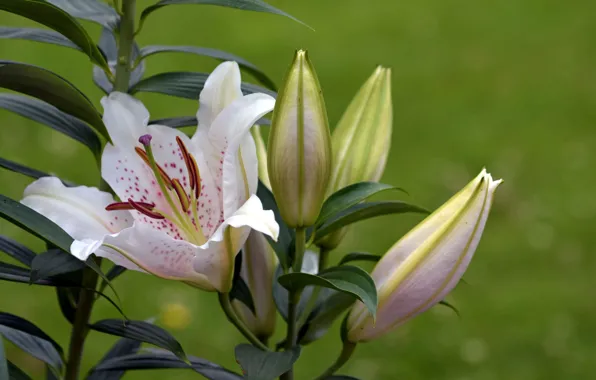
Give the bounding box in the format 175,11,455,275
1,0,596,379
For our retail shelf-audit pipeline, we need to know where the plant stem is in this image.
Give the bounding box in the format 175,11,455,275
281,227,307,380
314,341,357,380
218,292,269,351
114,0,136,92
318,246,330,271
64,265,99,380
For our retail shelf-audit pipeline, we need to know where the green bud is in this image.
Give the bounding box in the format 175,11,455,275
268,50,332,228
317,66,393,249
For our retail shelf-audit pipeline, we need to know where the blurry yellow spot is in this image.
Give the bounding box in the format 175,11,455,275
160,303,191,330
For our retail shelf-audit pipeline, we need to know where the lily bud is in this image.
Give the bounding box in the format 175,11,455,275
268,50,332,228
233,231,278,340
346,169,502,342
317,66,392,250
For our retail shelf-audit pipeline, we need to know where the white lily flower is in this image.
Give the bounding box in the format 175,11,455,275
21,62,279,292
346,169,502,342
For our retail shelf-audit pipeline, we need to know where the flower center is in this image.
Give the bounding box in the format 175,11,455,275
106,134,207,245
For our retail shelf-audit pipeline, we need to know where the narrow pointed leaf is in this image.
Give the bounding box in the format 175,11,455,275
0,235,35,267
317,182,403,226
139,45,276,90
0,27,78,49
56,287,78,324
46,0,119,29
272,265,313,321
234,344,300,380
230,254,256,314
0,62,107,139
297,289,355,345
315,201,429,240
130,71,276,99
90,320,187,361
93,350,242,379
87,337,142,380
0,194,73,253
278,265,378,318
0,157,75,186
0,93,102,155
0,0,109,70
338,252,381,266
7,360,31,380
30,249,85,283
0,325,63,372
0,312,63,355
139,0,306,28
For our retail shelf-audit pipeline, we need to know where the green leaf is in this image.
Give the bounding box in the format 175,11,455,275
278,265,378,319
56,287,78,324
0,93,102,156
90,319,187,362
297,289,355,345
7,360,31,380
257,182,293,270
139,45,277,90
87,337,142,380
139,0,306,30
47,0,120,28
315,200,429,240
234,344,300,380
229,252,255,314
30,249,85,283
0,27,78,49
93,350,242,379
0,325,63,374
0,0,109,70
0,235,35,267
0,312,63,355
0,194,73,253
130,71,276,100
338,252,382,266
272,265,313,322
0,157,75,186
317,182,403,226
0,336,8,380
0,62,108,140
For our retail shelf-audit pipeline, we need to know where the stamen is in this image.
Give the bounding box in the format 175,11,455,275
172,179,190,212
128,199,165,219
189,154,201,199
106,201,155,211
176,136,196,190
135,147,173,189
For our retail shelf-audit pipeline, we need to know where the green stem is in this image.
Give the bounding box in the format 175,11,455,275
64,265,100,380
280,227,307,380
314,341,357,380
114,0,136,92
218,292,269,351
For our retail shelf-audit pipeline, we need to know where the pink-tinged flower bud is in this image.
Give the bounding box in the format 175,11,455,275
268,50,332,228
346,169,502,342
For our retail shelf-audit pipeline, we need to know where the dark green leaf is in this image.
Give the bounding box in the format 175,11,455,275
0,93,102,156
278,265,378,319
438,300,460,317
297,289,354,345
46,0,119,29
87,337,142,380
229,252,255,314
317,182,403,226
0,62,107,140
0,157,75,186
94,350,242,379
0,325,63,373
7,360,31,380
139,45,276,90
30,249,85,283
130,71,276,99
85,256,122,305
56,287,79,324
0,235,35,267
338,252,382,266
0,0,109,69
90,320,187,362
315,201,429,240
139,0,306,29
235,344,300,380
257,182,293,270
0,337,8,380
0,312,63,355
0,194,73,253
0,27,78,49
272,265,313,321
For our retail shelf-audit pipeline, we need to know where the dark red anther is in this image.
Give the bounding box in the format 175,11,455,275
135,146,174,189
176,136,196,191
106,201,155,211
128,199,165,219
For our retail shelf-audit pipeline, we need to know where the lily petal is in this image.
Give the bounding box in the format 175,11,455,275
101,92,150,147
193,194,279,292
